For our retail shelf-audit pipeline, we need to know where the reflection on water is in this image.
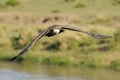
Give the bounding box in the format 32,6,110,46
0,62,120,80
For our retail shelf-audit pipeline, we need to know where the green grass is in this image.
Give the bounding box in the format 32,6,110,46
74,1,87,8
109,60,120,71
6,0,20,7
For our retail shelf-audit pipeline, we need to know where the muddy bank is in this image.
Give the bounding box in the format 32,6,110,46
0,13,81,25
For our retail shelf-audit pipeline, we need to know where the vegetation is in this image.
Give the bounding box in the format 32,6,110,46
0,0,20,8
0,3,6,9
6,0,20,7
110,60,120,71
112,0,120,5
0,0,120,71
74,1,87,8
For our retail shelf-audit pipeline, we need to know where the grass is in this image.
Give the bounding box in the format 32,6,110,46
6,0,20,7
112,0,120,5
0,0,120,71
74,1,87,8
0,0,119,16
109,60,120,71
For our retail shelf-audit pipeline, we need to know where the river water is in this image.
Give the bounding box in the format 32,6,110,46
0,62,120,80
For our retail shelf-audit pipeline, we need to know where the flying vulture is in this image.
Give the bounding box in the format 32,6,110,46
10,25,111,61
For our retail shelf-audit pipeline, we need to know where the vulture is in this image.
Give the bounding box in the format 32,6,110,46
10,25,111,61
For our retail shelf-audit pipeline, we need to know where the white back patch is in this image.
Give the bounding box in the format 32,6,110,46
54,29,60,34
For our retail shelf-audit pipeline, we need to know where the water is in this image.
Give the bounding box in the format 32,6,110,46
0,62,120,80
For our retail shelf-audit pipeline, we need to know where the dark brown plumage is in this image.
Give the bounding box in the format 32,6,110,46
10,25,112,61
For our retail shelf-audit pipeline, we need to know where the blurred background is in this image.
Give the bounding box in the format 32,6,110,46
0,0,120,80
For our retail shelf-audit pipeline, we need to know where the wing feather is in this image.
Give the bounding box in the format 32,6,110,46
60,25,112,39
10,29,50,61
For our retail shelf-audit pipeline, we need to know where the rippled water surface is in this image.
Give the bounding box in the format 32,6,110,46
0,62,120,80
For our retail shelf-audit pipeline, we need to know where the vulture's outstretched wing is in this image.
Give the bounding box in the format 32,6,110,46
60,25,112,39
10,29,50,61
